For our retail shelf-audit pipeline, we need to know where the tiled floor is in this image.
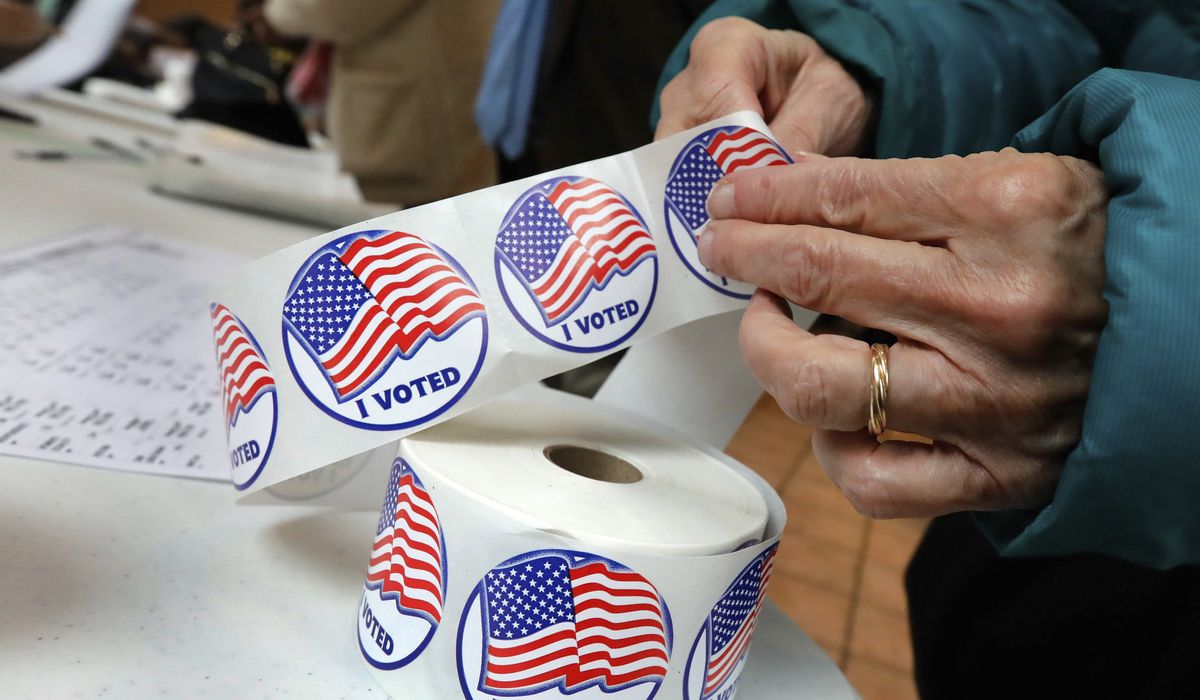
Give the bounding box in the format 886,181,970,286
726,394,929,700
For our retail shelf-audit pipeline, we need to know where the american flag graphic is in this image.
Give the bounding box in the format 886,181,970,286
366,459,445,623
665,126,789,237
496,177,655,324
704,545,778,696
210,304,274,427
283,231,485,400
480,553,670,694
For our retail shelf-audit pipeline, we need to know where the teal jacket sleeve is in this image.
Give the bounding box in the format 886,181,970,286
974,69,1200,569
652,0,1103,157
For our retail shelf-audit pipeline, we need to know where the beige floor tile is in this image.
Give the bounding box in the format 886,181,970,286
810,634,844,666
849,604,914,672
794,447,830,483
844,656,920,700
774,528,860,596
784,499,867,552
783,468,863,522
882,516,932,539
867,518,929,571
767,570,850,654
859,558,908,617
725,394,812,489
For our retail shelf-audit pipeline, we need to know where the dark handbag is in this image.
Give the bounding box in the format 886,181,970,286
176,19,309,147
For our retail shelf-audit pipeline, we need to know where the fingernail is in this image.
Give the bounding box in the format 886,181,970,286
706,179,735,219
790,150,827,162
697,222,716,266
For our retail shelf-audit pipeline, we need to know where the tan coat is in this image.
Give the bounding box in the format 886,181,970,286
265,0,499,205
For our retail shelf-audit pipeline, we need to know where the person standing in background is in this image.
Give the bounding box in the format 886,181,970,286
476,0,713,182
263,0,500,206
0,0,55,68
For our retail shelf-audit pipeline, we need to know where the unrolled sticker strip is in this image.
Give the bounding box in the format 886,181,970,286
209,111,795,496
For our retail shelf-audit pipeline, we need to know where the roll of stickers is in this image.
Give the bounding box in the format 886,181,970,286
358,393,785,699
207,111,813,496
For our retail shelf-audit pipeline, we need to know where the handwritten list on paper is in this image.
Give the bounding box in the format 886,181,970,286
0,225,247,480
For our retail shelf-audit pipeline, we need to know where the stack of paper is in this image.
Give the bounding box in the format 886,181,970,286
148,121,397,227
0,225,242,481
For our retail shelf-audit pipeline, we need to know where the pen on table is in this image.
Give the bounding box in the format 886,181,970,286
0,106,38,125
16,137,149,162
90,137,145,161
13,137,148,162
15,150,129,161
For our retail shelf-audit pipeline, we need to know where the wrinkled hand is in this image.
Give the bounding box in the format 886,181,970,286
656,17,871,157
701,150,1108,517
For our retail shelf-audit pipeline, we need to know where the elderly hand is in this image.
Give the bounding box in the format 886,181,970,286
656,17,872,157
701,150,1108,517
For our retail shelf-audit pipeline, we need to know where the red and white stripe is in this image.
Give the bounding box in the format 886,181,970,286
211,304,273,425
707,127,789,173
321,231,485,397
483,562,668,691
366,472,444,622
704,548,777,694
532,178,655,321
484,620,580,691
567,562,670,688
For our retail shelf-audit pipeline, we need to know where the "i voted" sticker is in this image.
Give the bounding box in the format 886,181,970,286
683,545,778,700
210,303,276,490
494,176,657,353
457,548,672,699
359,458,448,669
281,229,488,430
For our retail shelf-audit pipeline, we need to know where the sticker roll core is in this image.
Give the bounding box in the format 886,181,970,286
405,398,768,556
543,444,643,484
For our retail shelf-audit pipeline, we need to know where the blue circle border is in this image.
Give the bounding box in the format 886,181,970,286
683,618,710,700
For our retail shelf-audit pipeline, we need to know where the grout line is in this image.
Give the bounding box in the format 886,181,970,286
849,653,918,676
770,565,856,600
856,596,911,620
838,518,873,669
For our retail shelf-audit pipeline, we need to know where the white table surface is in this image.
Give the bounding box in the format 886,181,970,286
0,106,857,699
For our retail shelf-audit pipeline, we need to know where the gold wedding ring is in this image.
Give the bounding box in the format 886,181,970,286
868,343,890,436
